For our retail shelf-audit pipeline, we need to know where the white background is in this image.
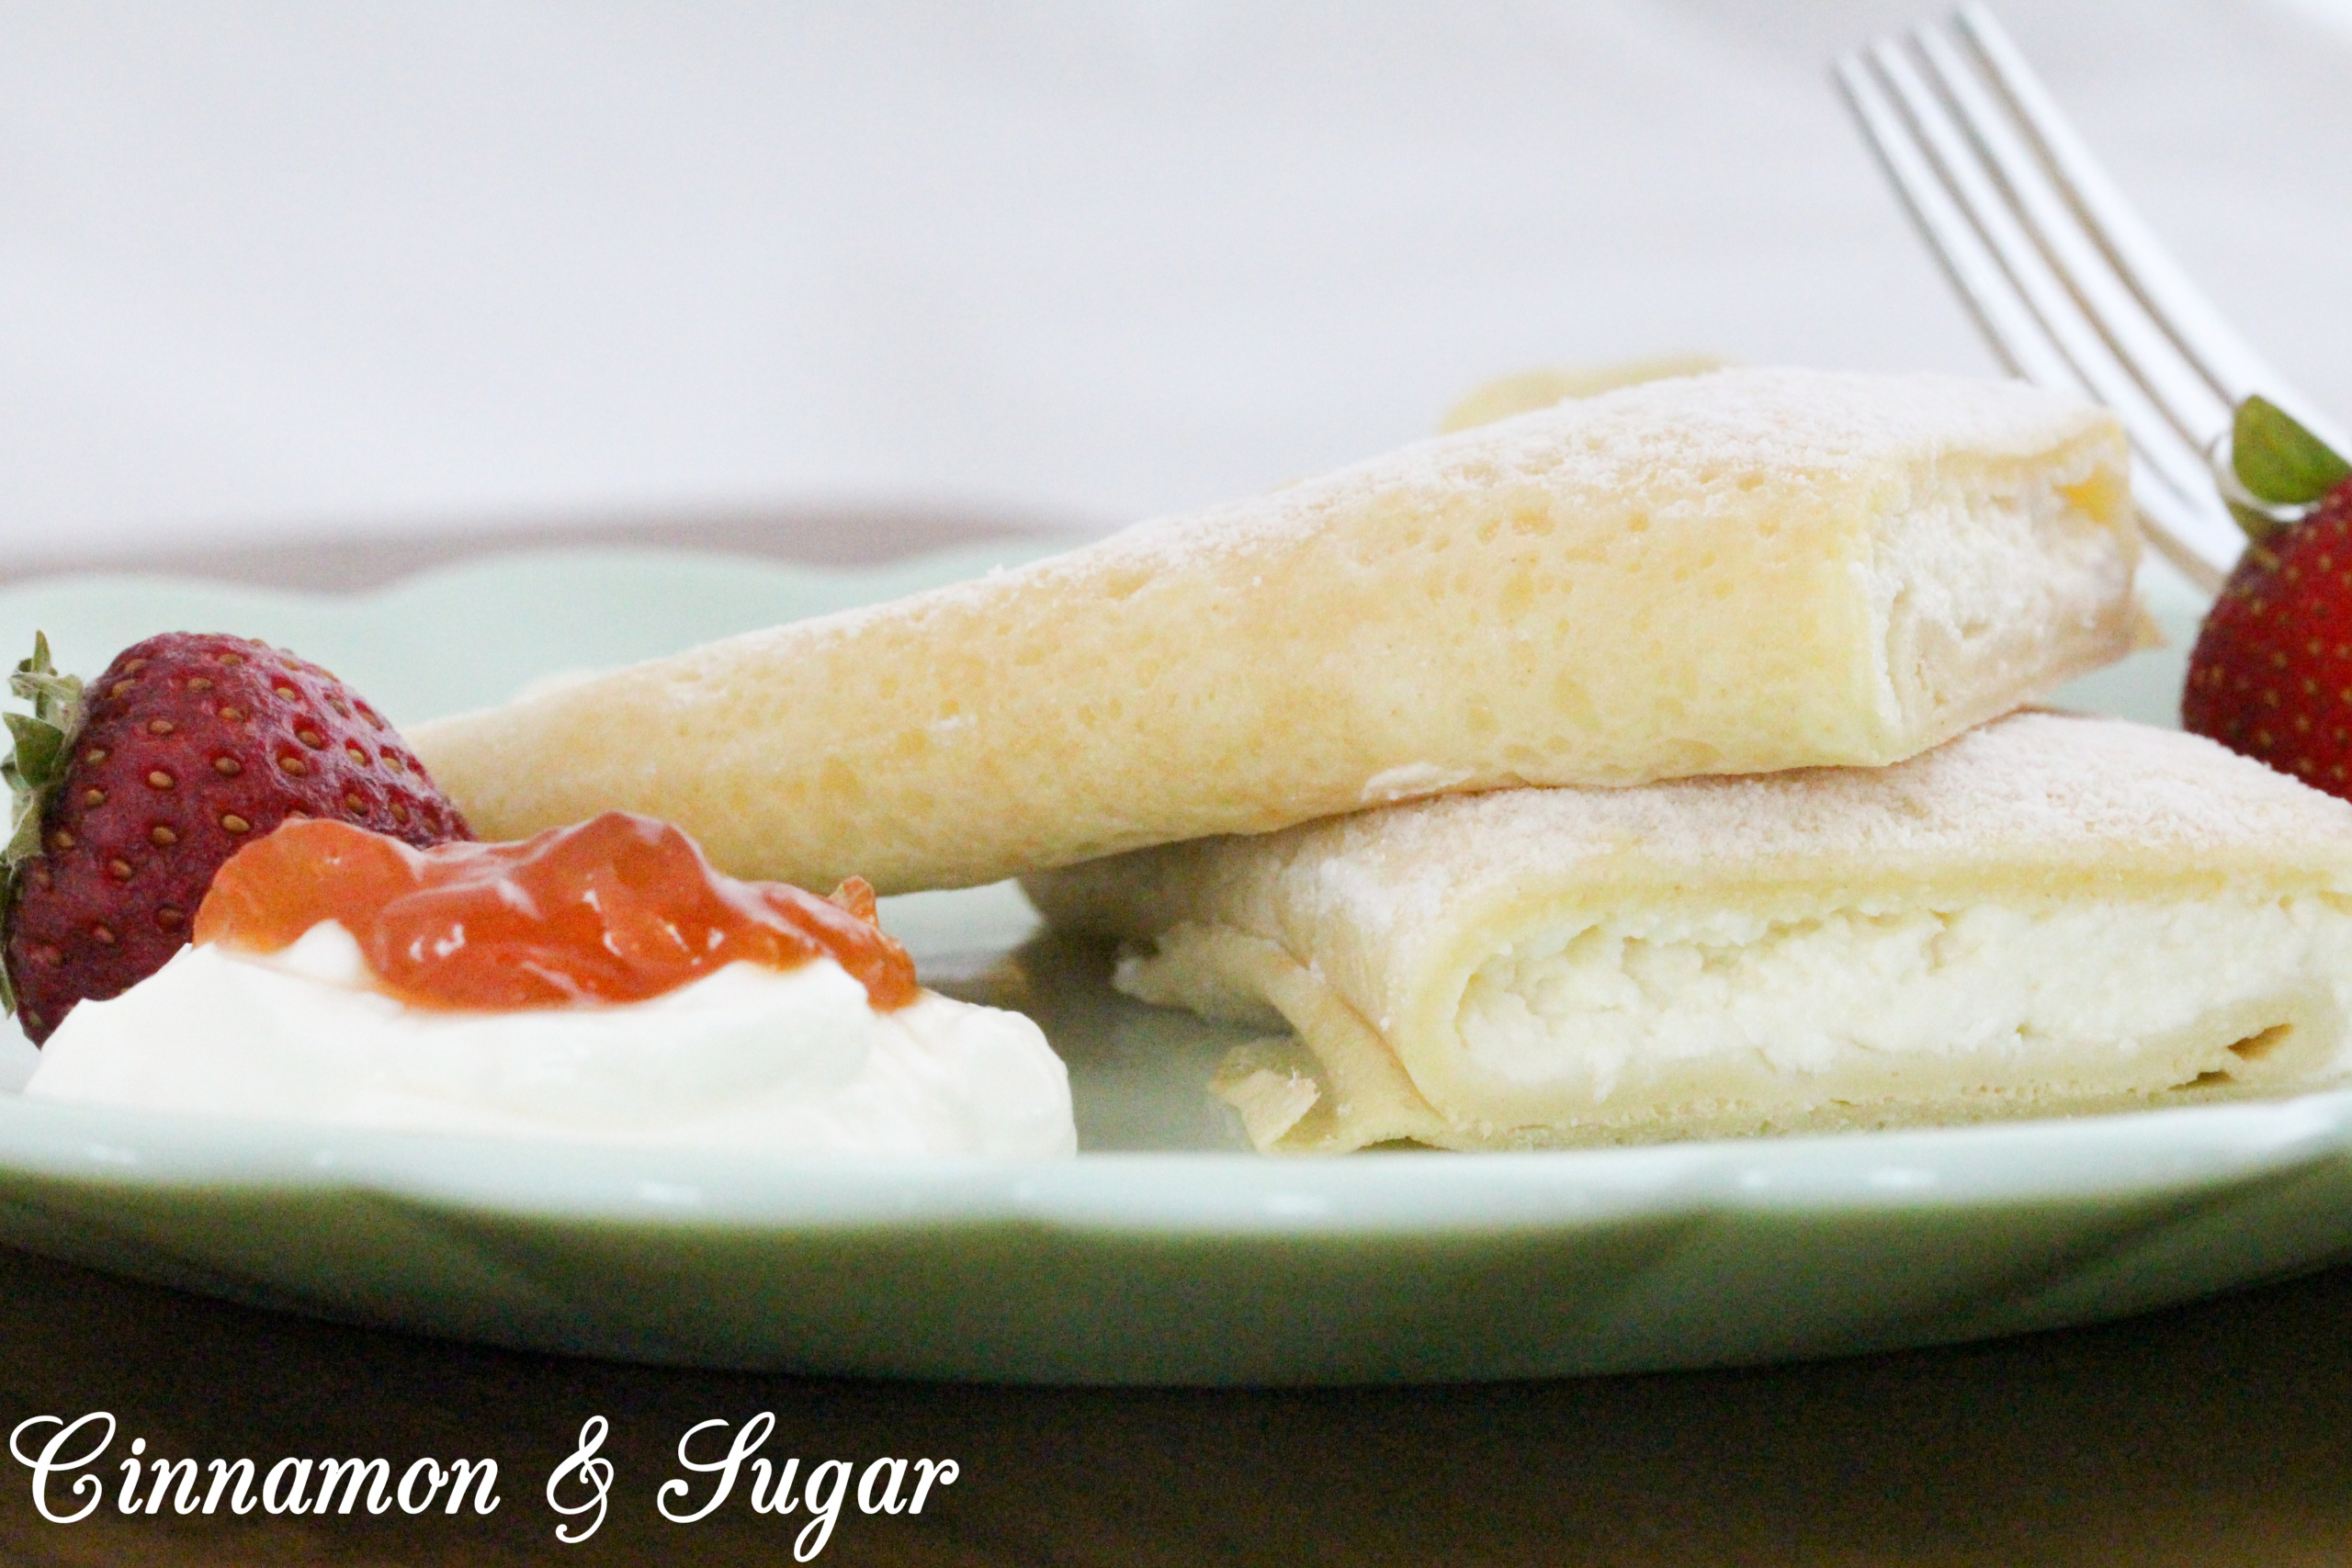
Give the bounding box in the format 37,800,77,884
4,0,2349,566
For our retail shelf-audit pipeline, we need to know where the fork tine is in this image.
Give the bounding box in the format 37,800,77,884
1869,34,2199,472
1866,39,2211,497
1909,23,2230,462
2134,473,2241,592
1832,52,2080,391
1905,21,2253,592
1839,37,2241,588
1952,6,2348,456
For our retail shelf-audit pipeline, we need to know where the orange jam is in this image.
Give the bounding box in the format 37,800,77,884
193,813,919,1012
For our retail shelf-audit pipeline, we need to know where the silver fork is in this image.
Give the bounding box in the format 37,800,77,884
1834,5,2348,595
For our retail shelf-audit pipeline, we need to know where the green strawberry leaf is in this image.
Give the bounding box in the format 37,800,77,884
8,633,81,738
3,713,62,791
0,897,17,1014
0,631,88,1015
0,634,79,865
0,797,40,870
2233,396,2352,506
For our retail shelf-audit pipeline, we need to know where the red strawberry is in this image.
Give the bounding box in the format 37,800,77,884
0,632,472,1042
2183,397,2352,794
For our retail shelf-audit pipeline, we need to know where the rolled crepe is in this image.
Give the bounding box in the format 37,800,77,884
1024,714,2352,1152
411,368,2139,895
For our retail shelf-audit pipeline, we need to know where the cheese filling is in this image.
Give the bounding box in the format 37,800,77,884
1458,897,2352,1100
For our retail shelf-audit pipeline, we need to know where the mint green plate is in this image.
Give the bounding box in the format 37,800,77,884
0,551,2342,1385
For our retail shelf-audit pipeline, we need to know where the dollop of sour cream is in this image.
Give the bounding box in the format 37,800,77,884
25,922,1076,1156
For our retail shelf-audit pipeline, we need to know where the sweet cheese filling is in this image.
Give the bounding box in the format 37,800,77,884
1868,447,2132,740
1456,896,2352,1100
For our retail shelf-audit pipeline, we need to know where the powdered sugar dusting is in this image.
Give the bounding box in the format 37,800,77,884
1094,714,2352,938
721,367,2113,642
1094,367,2112,576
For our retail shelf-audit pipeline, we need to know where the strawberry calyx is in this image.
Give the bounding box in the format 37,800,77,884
2220,397,2352,554
0,634,85,1014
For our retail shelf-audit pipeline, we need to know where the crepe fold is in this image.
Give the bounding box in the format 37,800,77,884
409,368,2139,896
1023,715,2352,1152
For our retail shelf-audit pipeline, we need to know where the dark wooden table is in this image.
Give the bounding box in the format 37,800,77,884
1,1244,2348,1565
0,512,2345,1566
